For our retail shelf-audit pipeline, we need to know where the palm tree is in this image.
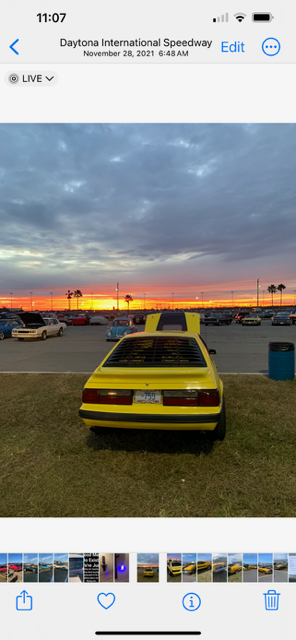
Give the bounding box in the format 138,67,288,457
277,284,286,307
65,289,73,311
267,284,277,307
124,294,133,312
73,289,83,311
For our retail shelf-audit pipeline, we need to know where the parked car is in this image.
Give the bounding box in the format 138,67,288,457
228,564,242,575
261,310,274,318
145,311,201,334
143,567,154,578
197,561,212,572
11,312,66,340
0,318,23,340
235,311,249,323
241,313,261,326
167,560,182,576
79,330,226,440
204,313,232,326
183,563,196,575
271,313,291,326
105,317,137,341
290,309,296,324
89,315,108,325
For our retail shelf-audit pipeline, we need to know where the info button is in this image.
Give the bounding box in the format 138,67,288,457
5,71,58,86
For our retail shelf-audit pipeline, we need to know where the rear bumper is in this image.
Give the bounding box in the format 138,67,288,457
79,408,221,430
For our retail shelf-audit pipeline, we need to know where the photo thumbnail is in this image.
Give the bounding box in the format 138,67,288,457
227,553,242,583
167,553,181,582
243,554,257,582
197,554,212,582
182,553,197,583
0,554,7,583
258,553,273,583
1,124,296,518
39,554,53,583
24,554,38,583
273,553,288,583
8,554,23,583
100,554,114,583
114,553,129,583
212,553,227,583
54,554,69,583
69,554,84,583
137,554,159,582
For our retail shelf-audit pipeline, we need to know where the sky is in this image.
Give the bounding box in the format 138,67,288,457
243,553,257,564
137,553,159,566
1,123,296,310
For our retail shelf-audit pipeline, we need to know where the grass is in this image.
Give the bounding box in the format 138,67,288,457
1,373,296,517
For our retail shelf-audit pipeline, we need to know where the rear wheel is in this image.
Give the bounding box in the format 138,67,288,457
41,331,47,340
211,399,226,441
0,332,4,340
58,327,63,336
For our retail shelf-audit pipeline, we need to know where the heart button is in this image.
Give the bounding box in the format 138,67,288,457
97,593,116,609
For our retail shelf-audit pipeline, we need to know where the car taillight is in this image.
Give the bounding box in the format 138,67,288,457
163,390,198,406
82,388,132,405
198,389,220,406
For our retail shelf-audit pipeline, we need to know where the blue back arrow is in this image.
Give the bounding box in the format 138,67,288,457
10,39,19,55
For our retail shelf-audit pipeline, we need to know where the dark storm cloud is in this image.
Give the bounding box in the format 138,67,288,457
0,123,296,291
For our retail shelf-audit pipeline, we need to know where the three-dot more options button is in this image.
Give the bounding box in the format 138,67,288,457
5,71,58,86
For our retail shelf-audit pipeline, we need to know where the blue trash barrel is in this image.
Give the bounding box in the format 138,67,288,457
268,342,295,381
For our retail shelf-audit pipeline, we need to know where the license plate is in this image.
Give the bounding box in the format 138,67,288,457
134,390,162,404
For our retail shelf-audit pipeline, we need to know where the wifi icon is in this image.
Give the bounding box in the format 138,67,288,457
234,13,247,22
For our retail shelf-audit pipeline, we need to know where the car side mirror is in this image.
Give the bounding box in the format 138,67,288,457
209,349,216,355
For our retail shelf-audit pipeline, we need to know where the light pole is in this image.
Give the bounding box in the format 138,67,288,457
172,293,174,310
116,283,119,311
30,292,33,312
196,297,199,309
50,292,53,311
201,292,204,307
10,292,13,309
143,293,146,309
231,291,234,307
91,292,93,309
257,279,260,307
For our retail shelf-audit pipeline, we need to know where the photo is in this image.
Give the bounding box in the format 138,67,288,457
227,553,243,583
8,553,23,583
273,553,288,582
54,554,69,583
289,554,296,583
243,554,258,583
167,553,182,583
0,554,7,583
1,123,296,518
114,553,129,583
212,554,227,583
23,553,38,582
83,553,99,583
182,553,196,583
100,554,114,583
39,554,53,583
258,554,273,583
69,554,84,583
197,554,212,583
137,554,159,583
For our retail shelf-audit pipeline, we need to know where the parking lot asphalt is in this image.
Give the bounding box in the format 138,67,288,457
1,320,296,374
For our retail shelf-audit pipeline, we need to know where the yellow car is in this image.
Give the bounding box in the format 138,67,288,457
143,567,154,577
182,563,196,575
167,560,182,576
79,327,225,440
228,564,242,575
259,566,272,574
197,561,211,572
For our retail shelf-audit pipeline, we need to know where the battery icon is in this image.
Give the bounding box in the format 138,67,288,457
252,13,274,22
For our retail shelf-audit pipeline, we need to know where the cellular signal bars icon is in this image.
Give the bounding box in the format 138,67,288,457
213,13,229,23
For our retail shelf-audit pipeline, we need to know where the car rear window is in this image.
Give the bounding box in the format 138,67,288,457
156,312,187,331
102,336,207,368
